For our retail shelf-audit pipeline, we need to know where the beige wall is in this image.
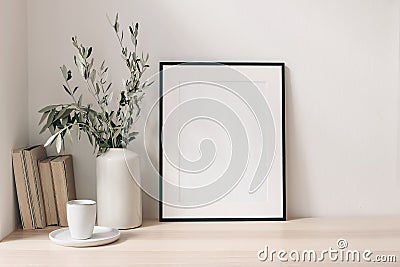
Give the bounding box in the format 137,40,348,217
0,0,28,240
26,0,400,219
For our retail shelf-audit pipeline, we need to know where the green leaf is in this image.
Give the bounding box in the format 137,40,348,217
90,69,96,83
101,68,109,81
106,83,112,92
63,85,71,95
77,53,85,64
54,107,65,120
78,95,83,106
49,124,55,135
38,111,49,125
44,132,58,147
67,70,72,81
73,125,80,140
38,105,58,113
130,35,136,47
114,21,119,33
75,54,86,78
87,47,92,58
85,69,90,80
55,108,72,121
56,134,62,153
95,83,101,94
60,65,68,80
88,58,94,71
80,45,86,57
39,123,48,134
77,62,85,78
45,109,56,128
61,117,67,127
88,110,96,122
114,13,119,32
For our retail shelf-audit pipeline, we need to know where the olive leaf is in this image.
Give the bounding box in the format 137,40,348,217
39,105,59,113
44,131,59,147
56,134,62,153
39,111,49,125
63,85,71,95
38,13,153,156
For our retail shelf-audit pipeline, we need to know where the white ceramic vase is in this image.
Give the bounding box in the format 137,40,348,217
96,148,142,229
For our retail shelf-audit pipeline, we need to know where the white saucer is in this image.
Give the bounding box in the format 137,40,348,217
49,226,120,247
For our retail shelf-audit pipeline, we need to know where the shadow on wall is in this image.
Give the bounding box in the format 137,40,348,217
285,67,311,220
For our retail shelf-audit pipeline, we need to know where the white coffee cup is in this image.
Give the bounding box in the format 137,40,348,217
67,200,96,240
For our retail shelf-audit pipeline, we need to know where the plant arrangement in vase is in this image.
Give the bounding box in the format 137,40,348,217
38,14,152,155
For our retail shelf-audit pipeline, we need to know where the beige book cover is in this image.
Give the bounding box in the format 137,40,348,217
23,145,47,228
38,156,59,226
51,155,76,226
12,147,34,230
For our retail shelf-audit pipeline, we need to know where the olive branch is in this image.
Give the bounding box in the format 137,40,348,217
38,14,152,156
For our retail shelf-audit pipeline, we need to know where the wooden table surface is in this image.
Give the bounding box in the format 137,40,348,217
0,217,399,266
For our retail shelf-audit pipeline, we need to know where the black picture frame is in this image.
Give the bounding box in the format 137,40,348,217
159,62,286,222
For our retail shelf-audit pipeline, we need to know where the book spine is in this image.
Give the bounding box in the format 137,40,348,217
52,161,68,226
32,155,46,228
12,151,34,229
21,152,35,229
64,157,76,201
24,147,47,228
52,156,76,227
38,159,58,226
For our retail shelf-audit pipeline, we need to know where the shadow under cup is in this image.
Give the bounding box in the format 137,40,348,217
67,200,97,240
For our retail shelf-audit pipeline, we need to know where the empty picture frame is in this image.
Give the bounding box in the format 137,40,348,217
159,62,285,221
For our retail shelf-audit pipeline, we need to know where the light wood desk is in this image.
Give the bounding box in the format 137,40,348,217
0,217,399,266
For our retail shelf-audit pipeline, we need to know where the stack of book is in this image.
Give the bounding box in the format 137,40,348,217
12,145,76,229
